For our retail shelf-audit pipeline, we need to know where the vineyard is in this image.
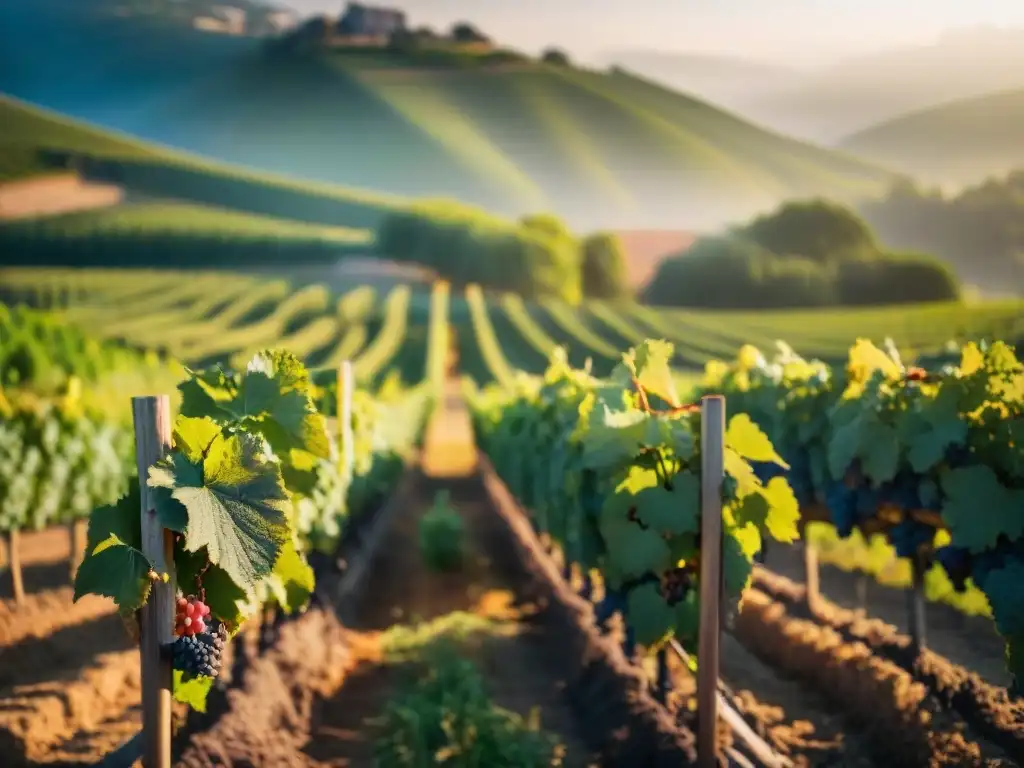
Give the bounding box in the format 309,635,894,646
1,267,1023,767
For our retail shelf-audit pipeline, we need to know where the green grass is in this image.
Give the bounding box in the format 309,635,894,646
840,87,1024,184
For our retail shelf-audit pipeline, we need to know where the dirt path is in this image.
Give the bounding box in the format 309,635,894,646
763,542,1008,688
302,385,599,766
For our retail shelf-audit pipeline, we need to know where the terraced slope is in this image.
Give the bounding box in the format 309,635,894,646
840,87,1024,184
4,269,1021,392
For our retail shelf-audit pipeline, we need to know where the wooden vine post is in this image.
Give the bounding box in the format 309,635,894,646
2,530,24,605
133,396,176,768
697,395,725,768
337,360,354,479
803,542,820,613
907,550,928,654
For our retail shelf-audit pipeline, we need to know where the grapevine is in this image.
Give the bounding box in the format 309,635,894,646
469,340,801,653
71,348,430,710
702,337,1024,688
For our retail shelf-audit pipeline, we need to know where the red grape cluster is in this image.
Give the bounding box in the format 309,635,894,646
175,595,211,637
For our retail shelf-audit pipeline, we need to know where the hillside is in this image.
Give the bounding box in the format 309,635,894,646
121,49,892,229
608,28,1024,143
840,88,1024,185
0,95,410,229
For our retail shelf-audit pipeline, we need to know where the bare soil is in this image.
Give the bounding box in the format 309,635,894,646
0,174,122,220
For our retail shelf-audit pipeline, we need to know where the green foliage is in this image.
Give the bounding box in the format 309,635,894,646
644,200,963,309
375,209,582,304
419,490,465,572
741,199,877,264
0,390,133,534
644,235,834,309
375,644,563,767
581,232,630,300
0,304,164,394
468,340,799,652
702,337,1024,687
72,350,337,710
835,252,961,305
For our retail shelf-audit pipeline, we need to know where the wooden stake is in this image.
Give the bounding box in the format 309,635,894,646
68,519,87,582
855,573,868,612
697,395,725,768
4,530,24,605
804,542,820,613
133,396,175,768
907,552,928,654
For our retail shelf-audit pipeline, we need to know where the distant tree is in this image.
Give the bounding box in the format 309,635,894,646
740,199,876,264
451,22,490,44
541,48,571,66
519,213,572,241
581,232,629,299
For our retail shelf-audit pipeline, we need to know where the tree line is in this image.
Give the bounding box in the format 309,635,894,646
644,200,962,309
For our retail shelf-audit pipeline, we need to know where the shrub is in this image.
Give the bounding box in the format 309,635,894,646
835,251,962,305
375,209,582,303
419,490,464,571
581,231,630,299
740,199,877,264
644,234,831,308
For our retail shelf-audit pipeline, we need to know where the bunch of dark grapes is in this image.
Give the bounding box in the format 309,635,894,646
659,567,693,606
169,623,228,679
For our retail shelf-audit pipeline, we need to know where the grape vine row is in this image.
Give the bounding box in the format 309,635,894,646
701,338,1024,688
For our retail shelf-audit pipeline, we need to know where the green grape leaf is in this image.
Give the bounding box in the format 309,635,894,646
941,466,1024,552
905,388,969,473
599,501,672,579
672,590,700,648
982,560,1024,638
762,477,800,542
73,536,154,612
149,430,290,594
859,420,900,484
827,418,860,479
726,414,788,468
580,405,648,470
635,472,700,535
626,581,675,647
722,532,753,596
87,479,141,553
178,367,234,417
263,538,315,615
625,340,680,407
724,449,761,496
173,672,214,712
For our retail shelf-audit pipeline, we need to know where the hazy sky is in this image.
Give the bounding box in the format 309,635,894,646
280,0,1024,64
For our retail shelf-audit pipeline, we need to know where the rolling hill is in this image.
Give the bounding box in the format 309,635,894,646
840,88,1024,185
608,28,1024,143
0,94,409,229
122,49,893,229
0,0,897,229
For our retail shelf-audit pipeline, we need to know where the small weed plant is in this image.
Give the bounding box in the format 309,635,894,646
419,490,464,571
374,643,564,767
